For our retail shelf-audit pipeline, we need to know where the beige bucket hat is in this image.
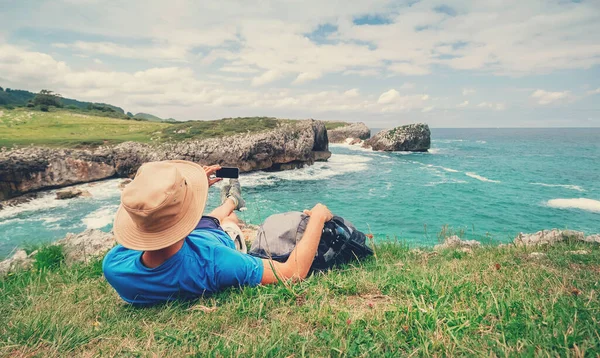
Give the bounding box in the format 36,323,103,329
113,160,208,251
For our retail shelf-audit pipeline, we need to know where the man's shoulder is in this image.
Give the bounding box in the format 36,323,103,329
102,245,141,273
187,228,234,249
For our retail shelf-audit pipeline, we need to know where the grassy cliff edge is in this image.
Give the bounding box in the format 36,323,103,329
1,240,599,356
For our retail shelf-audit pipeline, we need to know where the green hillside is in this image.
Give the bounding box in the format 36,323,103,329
0,87,172,121
0,109,294,148
0,88,124,114
133,112,163,122
0,108,169,148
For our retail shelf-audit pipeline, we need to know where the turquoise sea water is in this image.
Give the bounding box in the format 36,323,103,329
1,128,599,258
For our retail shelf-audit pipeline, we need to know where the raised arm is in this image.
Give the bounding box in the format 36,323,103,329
260,203,333,284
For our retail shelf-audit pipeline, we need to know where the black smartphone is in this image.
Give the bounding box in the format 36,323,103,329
215,167,239,179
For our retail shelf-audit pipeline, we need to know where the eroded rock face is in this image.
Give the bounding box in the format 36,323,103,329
513,229,586,247
0,120,331,200
0,229,115,276
364,123,430,152
434,235,482,251
328,122,371,143
0,147,116,201
0,249,33,276
56,229,115,265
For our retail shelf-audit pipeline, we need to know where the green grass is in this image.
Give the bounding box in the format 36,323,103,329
162,117,292,142
0,108,168,148
0,109,299,148
1,241,599,356
325,121,351,130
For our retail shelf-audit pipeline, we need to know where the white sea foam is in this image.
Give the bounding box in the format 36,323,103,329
432,139,464,143
0,192,71,220
427,148,443,154
239,153,371,188
465,172,501,183
547,198,600,213
82,206,118,229
530,183,585,192
0,179,121,222
329,143,373,153
82,179,122,200
476,140,487,144
425,164,460,173
424,179,468,186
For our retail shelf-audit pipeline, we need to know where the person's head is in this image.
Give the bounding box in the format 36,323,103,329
113,160,208,251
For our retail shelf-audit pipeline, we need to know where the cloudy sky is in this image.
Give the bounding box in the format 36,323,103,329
1,0,599,127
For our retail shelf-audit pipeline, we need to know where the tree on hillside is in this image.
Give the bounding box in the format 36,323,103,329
0,86,3,91
34,89,63,108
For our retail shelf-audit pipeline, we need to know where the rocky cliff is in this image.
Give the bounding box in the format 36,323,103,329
0,120,331,200
364,123,430,152
328,122,371,143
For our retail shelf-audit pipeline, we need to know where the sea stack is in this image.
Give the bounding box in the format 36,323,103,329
364,123,431,152
328,122,371,143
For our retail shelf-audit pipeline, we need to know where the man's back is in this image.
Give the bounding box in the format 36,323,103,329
102,228,263,305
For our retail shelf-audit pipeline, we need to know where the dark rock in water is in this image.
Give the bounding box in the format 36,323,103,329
56,188,84,200
118,179,132,191
364,123,430,152
0,192,39,210
328,122,371,143
0,119,331,200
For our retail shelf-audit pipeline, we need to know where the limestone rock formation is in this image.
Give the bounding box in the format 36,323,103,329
56,229,115,264
434,235,482,251
0,229,115,276
0,147,116,201
0,249,33,276
513,229,586,247
0,120,331,200
328,122,371,143
364,123,430,152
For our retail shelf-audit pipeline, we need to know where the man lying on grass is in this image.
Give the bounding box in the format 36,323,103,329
103,160,332,305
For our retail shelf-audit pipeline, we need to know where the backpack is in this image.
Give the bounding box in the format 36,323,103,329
248,211,374,272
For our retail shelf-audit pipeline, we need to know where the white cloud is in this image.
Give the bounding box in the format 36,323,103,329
388,63,430,75
462,89,475,96
53,41,188,61
422,106,434,113
251,70,283,86
292,72,322,85
344,88,360,97
477,102,506,111
531,89,572,105
399,82,415,90
219,66,260,74
587,88,600,95
377,89,430,111
342,68,380,77
378,89,400,104
457,100,469,108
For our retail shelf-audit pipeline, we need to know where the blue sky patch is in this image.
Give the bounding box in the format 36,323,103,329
353,14,392,26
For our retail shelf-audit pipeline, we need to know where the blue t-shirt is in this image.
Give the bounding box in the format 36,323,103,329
102,227,264,305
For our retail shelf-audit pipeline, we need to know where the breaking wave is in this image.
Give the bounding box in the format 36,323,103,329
238,153,371,188
530,183,585,192
82,206,118,229
465,172,501,183
547,198,600,213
